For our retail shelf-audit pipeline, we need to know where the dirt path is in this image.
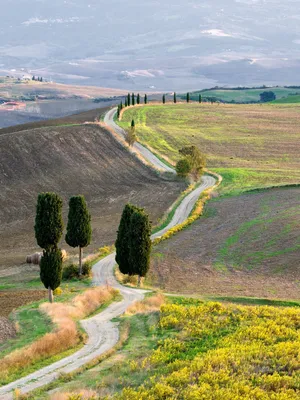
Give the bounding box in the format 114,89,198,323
0,108,216,398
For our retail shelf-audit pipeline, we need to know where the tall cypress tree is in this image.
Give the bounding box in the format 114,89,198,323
199,94,202,103
132,93,135,106
162,94,166,104
137,93,140,104
115,204,140,275
144,94,148,104
40,249,63,303
174,92,177,103
129,210,152,286
127,93,131,106
125,98,128,107
131,119,135,128
35,192,63,302
120,101,123,110
65,195,92,276
187,92,190,103
35,193,63,251
117,105,120,119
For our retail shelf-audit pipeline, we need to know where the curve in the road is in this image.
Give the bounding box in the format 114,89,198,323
0,108,216,399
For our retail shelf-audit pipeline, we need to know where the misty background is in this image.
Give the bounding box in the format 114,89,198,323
1,0,300,90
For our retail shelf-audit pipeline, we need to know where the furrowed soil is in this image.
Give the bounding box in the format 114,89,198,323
149,187,300,300
0,113,185,271
119,103,300,194
0,290,47,317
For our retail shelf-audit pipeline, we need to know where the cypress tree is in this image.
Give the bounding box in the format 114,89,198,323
137,93,140,104
40,248,63,303
162,94,166,104
132,93,135,106
187,92,190,103
115,204,140,275
131,119,135,128
174,92,177,103
144,94,148,104
127,93,131,106
117,105,120,119
65,195,92,276
35,193,63,251
120,101,123,110
199,94,202,103
125,98,128,107
129,210,152,286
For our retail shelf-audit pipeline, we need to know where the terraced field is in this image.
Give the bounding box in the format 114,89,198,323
119,103,300,195
0,113,185,271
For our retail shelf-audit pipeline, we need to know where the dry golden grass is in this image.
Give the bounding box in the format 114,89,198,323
49,389,98,400
0,287,117,380
126,293,165,315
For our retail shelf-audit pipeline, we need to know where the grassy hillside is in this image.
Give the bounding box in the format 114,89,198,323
0,114,185,271
272,95,300,104
181,87,300,103
119,104,300,195
38,298,300,399
149,187,300,299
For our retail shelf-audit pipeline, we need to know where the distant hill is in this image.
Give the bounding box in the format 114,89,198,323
180,87,300,103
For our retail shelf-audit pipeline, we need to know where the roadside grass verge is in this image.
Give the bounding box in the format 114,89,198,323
0,287,119,386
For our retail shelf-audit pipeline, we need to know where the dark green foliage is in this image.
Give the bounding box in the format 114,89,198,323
174,92,177,103
179,145,206,179
66,195,91,249
120,101,123,110
187,92,190,103
40,248,62,290
144,94,148,104
176,158,192,177
125,98,128,107
117,105,120,118
137,93,140,104
131,119,135,128
129,210,152,281
62,263,78,280
35,192,63,251
260,91,276,102
132,93,135,106
199,94,202,103
162,94,166,104
62,261,91,280
115,204,141,275
127,93,131,106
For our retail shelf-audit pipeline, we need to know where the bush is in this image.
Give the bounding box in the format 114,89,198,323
176,158,191,177
62,264,78,280
63,262,92,280
82,261,92,277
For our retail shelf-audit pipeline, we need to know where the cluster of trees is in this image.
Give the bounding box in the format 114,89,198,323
32,76,43,82
176,146,206,179
115,204,151,286
161,92,202,104
117,93,148,118
260,91,276,102
35,193,91,302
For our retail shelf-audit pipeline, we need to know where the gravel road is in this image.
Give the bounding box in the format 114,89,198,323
0,108,215,398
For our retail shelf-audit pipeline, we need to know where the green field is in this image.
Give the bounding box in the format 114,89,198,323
180,87,300,103
272,94,300,104
119,104,300,194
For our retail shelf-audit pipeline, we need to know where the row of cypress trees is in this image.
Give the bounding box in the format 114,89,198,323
35,193,91,302
115,204,151,286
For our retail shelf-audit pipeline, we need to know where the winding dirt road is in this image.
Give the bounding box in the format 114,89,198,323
0,108,215,399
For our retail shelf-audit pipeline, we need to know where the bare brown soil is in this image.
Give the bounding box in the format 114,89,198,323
0,106,109,135
0,317,16,343
0,291,47,317
150,187,300,300
0,117,185,271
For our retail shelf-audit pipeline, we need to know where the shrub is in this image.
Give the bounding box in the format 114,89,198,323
82,261,92,277
176,158,191,177
62,264,78,280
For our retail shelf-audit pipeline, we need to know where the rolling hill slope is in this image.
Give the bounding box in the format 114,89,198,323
0,117,185,270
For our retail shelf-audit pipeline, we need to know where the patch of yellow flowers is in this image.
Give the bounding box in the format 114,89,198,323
115,302,300,399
